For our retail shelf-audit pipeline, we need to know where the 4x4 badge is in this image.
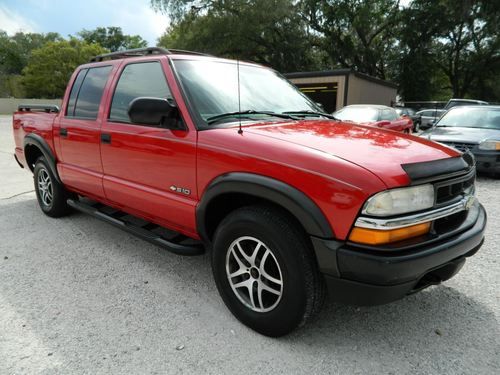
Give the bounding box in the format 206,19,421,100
170,185,191,195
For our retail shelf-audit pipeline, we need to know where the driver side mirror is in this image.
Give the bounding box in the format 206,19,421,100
128,97,182,129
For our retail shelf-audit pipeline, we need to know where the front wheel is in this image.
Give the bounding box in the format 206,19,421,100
34,157,72,217
211,205,325,337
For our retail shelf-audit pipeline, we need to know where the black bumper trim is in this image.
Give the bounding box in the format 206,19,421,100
14,153,24,169
337,203,486,285
312,203,486,305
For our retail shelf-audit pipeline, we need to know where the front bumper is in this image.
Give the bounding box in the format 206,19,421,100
473,151,500,173
311,202,486,306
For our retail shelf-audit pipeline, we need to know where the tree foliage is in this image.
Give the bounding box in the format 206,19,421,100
21,39,106,98
77,26,148,52
300,0,401,79
158,0,325,72
154,0,500,101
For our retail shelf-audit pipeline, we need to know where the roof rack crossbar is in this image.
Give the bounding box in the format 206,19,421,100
90,47,211,62
90,47,171,62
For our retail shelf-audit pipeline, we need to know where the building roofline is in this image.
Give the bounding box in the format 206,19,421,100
284,69,398,89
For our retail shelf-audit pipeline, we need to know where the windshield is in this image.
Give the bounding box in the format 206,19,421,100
172,59,320,124
437,107,500,129
334,107,379,122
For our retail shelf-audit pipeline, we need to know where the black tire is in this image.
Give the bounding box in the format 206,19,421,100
34,157,72,217
212,205,326,337
413,121,420,133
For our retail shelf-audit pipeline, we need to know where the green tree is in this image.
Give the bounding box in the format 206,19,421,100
157,0,323,73
22,39,106,98
77,26,148,52
300,0,401,79
0,31,62,97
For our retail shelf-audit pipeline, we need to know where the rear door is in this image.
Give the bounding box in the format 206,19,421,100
100,60,198,236
56,65,114,197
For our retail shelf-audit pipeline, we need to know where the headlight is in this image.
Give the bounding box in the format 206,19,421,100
363,184,434,216
478,140,500,150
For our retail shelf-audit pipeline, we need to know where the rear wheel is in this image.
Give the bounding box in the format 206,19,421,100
211,205,325,337
34,157,72,217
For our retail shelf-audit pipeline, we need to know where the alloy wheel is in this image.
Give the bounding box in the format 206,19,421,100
37,168,53,206
225,236,283,313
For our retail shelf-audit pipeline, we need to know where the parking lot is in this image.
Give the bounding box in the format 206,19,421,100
0,115,498,374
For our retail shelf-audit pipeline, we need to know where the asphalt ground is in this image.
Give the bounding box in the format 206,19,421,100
0,115,498,374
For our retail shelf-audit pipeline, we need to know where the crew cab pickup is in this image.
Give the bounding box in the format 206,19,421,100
12,47,486,337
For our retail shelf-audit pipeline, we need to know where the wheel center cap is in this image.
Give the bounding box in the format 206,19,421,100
250,267,260,279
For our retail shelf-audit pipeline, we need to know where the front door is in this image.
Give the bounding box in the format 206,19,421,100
100,60,198,236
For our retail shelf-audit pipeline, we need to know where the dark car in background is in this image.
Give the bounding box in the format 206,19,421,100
395,107,421,132
416,109,446,129
422,106,500,177
333,105,413,133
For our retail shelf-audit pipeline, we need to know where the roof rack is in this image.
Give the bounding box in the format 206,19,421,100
89,47,211,62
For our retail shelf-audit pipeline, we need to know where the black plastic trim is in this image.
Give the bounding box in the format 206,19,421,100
13,153,24,169
18,104,60,113
337,204,486,286
196,173,334,242
402,155,473,184
23,133,62,183
67,199,204,256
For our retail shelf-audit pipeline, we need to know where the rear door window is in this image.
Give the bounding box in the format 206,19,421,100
66,69,87,116
109,62,172,123
70,66,112,119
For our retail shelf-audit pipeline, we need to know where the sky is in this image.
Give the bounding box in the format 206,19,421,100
0,0,170,45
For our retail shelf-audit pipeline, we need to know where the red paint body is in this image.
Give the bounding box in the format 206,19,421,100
12,55,460,241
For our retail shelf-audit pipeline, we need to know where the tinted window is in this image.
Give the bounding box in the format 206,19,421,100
380,109,397,121
334,107,379,122
73,66,112,119
109,62,172,123
66,69,87,116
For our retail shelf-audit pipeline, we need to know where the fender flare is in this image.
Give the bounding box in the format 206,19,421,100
196,173,334,242
23,133,62,184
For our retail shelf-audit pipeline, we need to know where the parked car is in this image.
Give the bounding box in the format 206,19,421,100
444,98,488,110
422,105,500,177
12,47,486,337
333,105,413,133
395,107,421,131
416,108,446,129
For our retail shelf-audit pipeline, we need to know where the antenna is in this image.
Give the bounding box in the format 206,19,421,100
237,59,243,134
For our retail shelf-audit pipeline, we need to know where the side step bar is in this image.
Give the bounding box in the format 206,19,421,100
67,198,204,256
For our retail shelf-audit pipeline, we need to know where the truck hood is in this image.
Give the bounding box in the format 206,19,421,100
244,120,460,187
422,126,500,144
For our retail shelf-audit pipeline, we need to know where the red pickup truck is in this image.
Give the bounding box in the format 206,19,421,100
12,47,486,337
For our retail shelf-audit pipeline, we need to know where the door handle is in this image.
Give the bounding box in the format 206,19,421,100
60,128,68,137
101,133,111,144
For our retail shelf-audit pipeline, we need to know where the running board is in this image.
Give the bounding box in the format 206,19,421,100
67,198,204,256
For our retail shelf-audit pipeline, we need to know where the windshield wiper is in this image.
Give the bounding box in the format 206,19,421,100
283,110,339,120
206,110,298,125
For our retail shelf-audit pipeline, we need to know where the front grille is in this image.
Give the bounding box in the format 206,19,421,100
434,171,475,205
440,142,475,152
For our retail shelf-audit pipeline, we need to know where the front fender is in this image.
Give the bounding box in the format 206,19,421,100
196,172,334,242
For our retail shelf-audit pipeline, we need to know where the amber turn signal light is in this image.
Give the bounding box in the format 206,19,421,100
348,222,431,245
